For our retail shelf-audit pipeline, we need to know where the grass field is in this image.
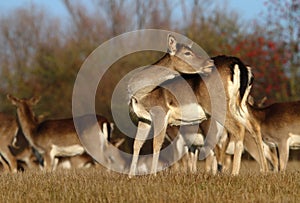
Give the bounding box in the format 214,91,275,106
0,161,299,203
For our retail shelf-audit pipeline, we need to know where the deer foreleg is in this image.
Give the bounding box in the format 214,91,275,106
251,124,268,173
277,140,289,171
43,153,54,171
1,151,18,173
151,124,167,175
129,121,151,178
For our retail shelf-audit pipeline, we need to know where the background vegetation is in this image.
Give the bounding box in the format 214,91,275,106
0,0,299,118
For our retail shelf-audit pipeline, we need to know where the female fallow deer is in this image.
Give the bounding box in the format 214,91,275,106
249,100,300,171
7,94,111,171
128,53,269,177
0,113,40,172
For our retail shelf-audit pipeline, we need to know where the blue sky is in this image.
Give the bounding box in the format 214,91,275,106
0,0,266,22
0,0,68,17
220,0,266,20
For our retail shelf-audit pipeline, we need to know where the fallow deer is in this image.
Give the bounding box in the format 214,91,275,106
11,130,43,171
248,100,300,171
168,119,277,174
128,52,269,176
7,94,111,171
199,114,278,173
99,133,173,174
166,125,205,173
55,123,116,170
213,130,279,173
0,113,40,172
54,153,96,170
0,113,19,172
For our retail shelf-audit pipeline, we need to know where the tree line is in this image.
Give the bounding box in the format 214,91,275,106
0,0,299,122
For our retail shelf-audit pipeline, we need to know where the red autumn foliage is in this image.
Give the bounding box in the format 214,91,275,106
227,35,290,104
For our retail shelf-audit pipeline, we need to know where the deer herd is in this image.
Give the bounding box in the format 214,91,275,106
0,34,299,176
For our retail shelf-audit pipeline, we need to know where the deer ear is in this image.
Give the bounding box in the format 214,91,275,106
30,96,41,105
247,95,254,106
7,94,18,105
261,96,267,104
167,34,177,56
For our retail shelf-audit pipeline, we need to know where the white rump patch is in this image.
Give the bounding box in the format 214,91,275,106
180,103,206,122
168,103,207,125
59,160,72,169
226,141,235,155
225,140,245,155
227,64,252,132
289,133,300,150
102,122,108,140
131,97,152,121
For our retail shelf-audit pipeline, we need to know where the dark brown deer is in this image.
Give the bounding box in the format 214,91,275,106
128,55,268,177
0,113,40,172
248,100,300,171
0,113,19,172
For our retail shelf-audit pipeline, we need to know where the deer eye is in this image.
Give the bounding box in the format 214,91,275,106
184,51,192,56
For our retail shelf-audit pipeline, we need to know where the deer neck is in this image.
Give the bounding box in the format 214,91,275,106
248,105,266,124
153,54,174,70
17,107,38,147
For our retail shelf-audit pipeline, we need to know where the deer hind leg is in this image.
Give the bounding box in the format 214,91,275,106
263,144,279,172
1,151,18,173
204,153,212,174
187,151,194,173
210,154,218,175
129,121,151,178
150,108,169,175
0,155,10,172
191,149,199,173
43,152,55,171
52,158,60,170
216,131,230,173
250,122,268,172
151,123,167,175
231,126,245,175
268,145,279,172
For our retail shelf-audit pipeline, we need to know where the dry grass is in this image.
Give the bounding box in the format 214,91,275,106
0,161,299,203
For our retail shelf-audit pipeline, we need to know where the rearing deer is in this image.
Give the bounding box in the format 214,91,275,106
128,53,269,177
7,94,111,171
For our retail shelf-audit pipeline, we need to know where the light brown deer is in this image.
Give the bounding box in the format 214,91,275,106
7,94,112,171
128,53,269,177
